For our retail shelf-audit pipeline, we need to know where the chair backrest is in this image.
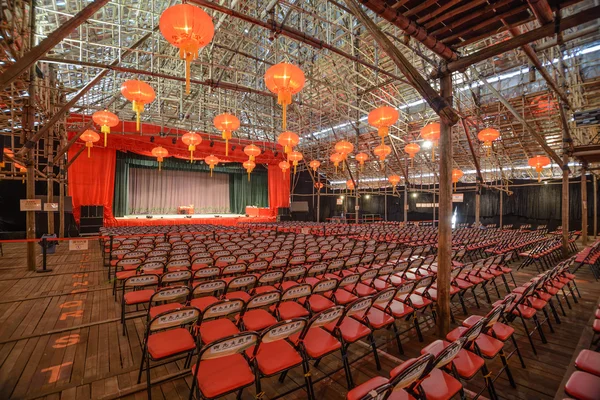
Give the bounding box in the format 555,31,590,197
192,279,226,298
247,260,269,273
268,258,288,270
257,270,284,286
482,305,505,328
344,296,374,320
124,274,159,289
337,273,360,290
221,263,247,277
148,306,201,333
243,291,281,312
373,288,396,308
226,274,257,291
460,317,485,343
150,285,191,305
215,255,236,267
302,305,345,332
166,259,191,269
203,299,245,321
193,266,220,281
283,266,306,282
312,278,339,294
237,253,256,264
258,318,307,344
432,337,466,369
198,332,259,361
281,283,312,302
161,270,192,286
307,263,328,277
359,268,378,283
390,353,435,391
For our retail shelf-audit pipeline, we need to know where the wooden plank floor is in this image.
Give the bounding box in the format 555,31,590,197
0,240,598,400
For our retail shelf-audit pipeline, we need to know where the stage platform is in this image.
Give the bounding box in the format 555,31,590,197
110,213,275,227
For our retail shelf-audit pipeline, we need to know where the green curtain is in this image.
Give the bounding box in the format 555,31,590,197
113,151,268,216
113,156,129,217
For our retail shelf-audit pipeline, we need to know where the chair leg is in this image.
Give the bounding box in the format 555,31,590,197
520,317,537,355
562,287,573,309
391,322,404,354
341,346,354,388
510,335,526,368
491,279,501,298
501,274,511,293
413,313,423,342
458,292,468,315
533,314,548,343
302,359,315,400
548,300,561,324
509,272,517,288
499,350,516,388
369,334,381,371
471,287,481,308
481,365,499,400
146,353,152,400
137,345,147,384
278,370,288,383
541,308,555,333
555,294,567,317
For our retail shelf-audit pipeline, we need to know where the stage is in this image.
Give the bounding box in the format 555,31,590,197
109,213,276,226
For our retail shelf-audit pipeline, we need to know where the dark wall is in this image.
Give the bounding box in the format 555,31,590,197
291,171,599,231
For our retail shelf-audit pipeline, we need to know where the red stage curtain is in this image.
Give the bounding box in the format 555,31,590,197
268,165,290,216
108,216,275,227
68,146,117,225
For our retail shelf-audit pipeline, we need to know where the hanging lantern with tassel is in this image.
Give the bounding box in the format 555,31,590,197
355,152,369,171
182,131,202,162
314,182,324,191
264,63,305,130
204,154,219,176
373,144,391,170
388,175,401,193
151,146,169,171
452,169,464,192
330,153,343,173
243,160,255,181
244,144,261,161
287,151,303,174
213,113,240,157
80,130,100,158
335,140,353,171
309,160,321,172
346,179,355,191
421,122,440,160
279,160,290,177
368,106,399,145
404,143,420,167
277,131,300,154
477,127,500,156
120,80,155,131
159,3,214,94
92,109,119,147
528,155,550,182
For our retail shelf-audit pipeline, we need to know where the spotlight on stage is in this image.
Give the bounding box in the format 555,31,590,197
172,138,176,145
146,215,153,219
150,136,155,143
210,141,214,147
185,215,192,218
231,145,236,152
274,151,278,157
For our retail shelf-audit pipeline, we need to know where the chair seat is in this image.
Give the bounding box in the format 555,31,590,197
300,294,335,313
397,294,432,309
149,303,182,319
225,291,251,302
565,371,600,400
528,297,547,310
346,376,390,400
512,304,537,319
419,367,463,400
576,350,600,377
331,289,359,305
459,274,484,285
462,315,514,341
418,286,459,301
242,309,277,331
290,327,341,359
272,301,310,320
280,281,300,290
326,316,371,343
474,333,504,358
194,354,254,398
245,340,302,376
189,296,219,312
200,319,240,344
454,279,473,290
147,327,195,360
354,283,378,297
421,339,484,380
116,270,138,280
253,285,277,294
124,289,154,305
365,307,395,329
378,299,414,318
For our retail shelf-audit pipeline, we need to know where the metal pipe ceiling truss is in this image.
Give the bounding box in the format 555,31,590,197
1,0,599,187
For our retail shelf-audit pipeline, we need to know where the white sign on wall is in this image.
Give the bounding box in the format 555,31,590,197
452,193,464,203
44,203,59,211
20,199,41,211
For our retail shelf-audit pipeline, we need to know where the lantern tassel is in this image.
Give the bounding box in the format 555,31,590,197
132,101,144,131
87,146,91,158
294,163,297,175
278,92,292,130
100,125,110,147
159,161,162,172
248,171,251,182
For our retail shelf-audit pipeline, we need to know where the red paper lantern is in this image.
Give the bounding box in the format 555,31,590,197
243,160,256,181
330,153,343,172
159,4,214,94
346,179,355,190
204,154,219,176
373,144,391,162
182,132,202,162
213,113,240,156
368,106,399,145
335,140,354,158
244,144,261,161
388,174,401,193
528,155,550,182
92,109,119,147
151,146,169,171
309,160,321,172
2,148,23,169
287,151,303,174
421,122,441,160
355,152,369,170
279,160,290,176
478,128,500,155
80,130,100,158
277,131,300,154
121,80,155,132
264,63,305,130
452,169,464,192
314,182,324,190
404,142,420,167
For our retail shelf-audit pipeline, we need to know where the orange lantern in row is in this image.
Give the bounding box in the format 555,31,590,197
80,130,100,158
330,153,343,172
404,143,420,167
265,63,305,130
213,113,240,156
314,181,324,191
2,148,15,168
528,155,550,182
159,3,214,94
243,160,256,181
374,144,391,170
121,80,155,132
369,106,399,145
389,175,401,193
288,151,303,174
92,109,119,147
152,146,169,171
244,144,261,161
421,122,440,160
452,169,464,192
309,160,321,172
205,154,219,176
355,152,369,170
346,180,355,191
478,127,500,156
182,132,202,162
278,131,299,154
335,140,354,157
279,160,290,176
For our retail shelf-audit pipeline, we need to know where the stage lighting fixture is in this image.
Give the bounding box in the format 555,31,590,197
544,181,548,185
146,215,153,219
210,141,214,147
274,151,278,157
150,136,154,143
365,195,371,199
172,138,176,145
231,145,236,152
185,215,192,218
340,195,345,200
411,193,418,198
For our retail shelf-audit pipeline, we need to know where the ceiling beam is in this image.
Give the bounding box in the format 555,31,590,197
438,5,600,75
343,0,459,126
527,0,554,24
459,117,483,182
0,0,110,90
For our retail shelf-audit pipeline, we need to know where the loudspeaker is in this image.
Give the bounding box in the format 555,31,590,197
277,215,292,222
277,207,290,216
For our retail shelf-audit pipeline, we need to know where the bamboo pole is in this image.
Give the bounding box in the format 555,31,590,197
437,73,454,336
475,185,481,225
499,190,503,228
25,1,37,271
403,186,408,223
594,175,597,238
582,168,588,245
